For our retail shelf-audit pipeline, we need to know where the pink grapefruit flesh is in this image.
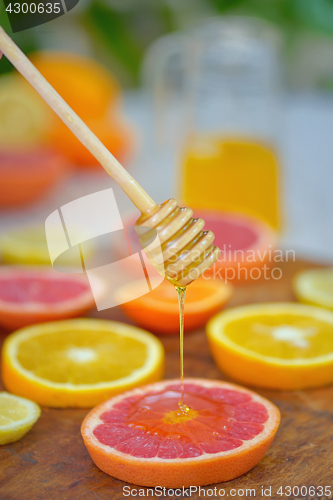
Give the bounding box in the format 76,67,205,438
81,378,280,487
0,267,96,330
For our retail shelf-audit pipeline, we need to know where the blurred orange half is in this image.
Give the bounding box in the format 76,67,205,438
48,115,136,167
31,51,121,120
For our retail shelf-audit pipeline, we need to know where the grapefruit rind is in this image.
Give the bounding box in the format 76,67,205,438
1,319,165,408
0,267,98,329
81,378,280,487
207,303,333,390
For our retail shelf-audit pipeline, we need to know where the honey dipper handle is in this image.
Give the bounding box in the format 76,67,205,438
0,26,156,214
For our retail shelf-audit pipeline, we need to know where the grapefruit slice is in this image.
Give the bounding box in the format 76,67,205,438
119,277,233,334
192,210,277,282
0,267,97,329
49,115,136,167
0,148,69,208
114,210,277,283
30,51,121,120
81,378,280,487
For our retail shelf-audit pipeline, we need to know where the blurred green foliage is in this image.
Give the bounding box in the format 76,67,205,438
0,1,39,74
1,0,333,85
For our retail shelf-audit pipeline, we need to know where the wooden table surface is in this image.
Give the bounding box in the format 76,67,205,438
1,259,333,500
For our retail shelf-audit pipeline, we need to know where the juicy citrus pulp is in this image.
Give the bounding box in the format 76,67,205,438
0,392,41,445
0,274,87,303
207,303,333,390
81,379,280,487
293,267,333,310
192,210,277,282
0,267,96,329
2,319,164,407
119,277,233,334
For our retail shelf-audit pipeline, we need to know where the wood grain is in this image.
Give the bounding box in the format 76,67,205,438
0,259,332,500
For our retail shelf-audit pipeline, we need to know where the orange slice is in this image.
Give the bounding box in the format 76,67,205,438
81,378,280,487
119,278,233,334
0,267,97,329
2,319,164,408
207,303,333,390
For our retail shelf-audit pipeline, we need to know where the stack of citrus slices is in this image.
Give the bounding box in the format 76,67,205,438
31,52,135,167
0,74,69,207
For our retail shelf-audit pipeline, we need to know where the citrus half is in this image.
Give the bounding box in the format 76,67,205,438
114,210,277,283
293,267,333,310
49,115,135,167
0,267,97,329
0,226,94,265
2,319,164,407
192,210,277,283
30,51,121,120
119,278,233,334
0,148,69,208
0,392,41,445
207,303,333,390
81,378,280,487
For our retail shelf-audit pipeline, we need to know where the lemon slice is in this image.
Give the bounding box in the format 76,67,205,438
293,268,333,310
0,392,41,445
0,226,94,266
207,303,333,390
0,75,51,147
2,319,165,408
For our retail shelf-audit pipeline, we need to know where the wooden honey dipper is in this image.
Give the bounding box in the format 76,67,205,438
0,27,221,286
